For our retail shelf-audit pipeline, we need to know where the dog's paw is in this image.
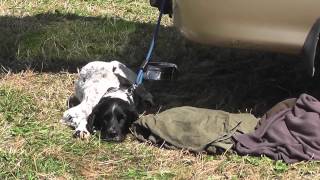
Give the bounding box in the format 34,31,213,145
73,130,90,140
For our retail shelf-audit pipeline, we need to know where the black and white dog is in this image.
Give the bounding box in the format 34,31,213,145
61,61,153,142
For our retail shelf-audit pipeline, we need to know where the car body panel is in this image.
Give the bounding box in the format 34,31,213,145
172,0,320,54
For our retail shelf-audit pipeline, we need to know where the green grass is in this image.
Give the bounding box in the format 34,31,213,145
16,16,136,61
0,84,193,179
0,0,320,179
0,13,139,71
0,85,166,179
0,87,70,179
0,0,173,71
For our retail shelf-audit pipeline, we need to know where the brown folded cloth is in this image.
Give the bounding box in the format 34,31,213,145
233,94,320,163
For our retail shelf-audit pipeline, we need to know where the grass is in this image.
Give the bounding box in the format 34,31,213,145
0,0,320,179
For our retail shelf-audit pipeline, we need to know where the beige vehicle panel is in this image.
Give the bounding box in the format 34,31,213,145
173,0,320,54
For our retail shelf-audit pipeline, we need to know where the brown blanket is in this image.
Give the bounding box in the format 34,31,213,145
233,94,320,163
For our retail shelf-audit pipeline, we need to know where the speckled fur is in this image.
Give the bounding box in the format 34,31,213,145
61,61,137,139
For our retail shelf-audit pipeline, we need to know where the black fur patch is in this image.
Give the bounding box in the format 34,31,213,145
86,97,138,142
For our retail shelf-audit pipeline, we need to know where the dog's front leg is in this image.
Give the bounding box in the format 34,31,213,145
61,103,93,140
71,97,100,140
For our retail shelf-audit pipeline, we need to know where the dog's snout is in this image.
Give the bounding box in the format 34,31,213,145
107,127,117,136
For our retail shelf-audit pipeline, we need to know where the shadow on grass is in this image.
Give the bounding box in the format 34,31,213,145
0,13,318,115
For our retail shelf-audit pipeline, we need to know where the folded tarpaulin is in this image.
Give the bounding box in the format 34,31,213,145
233,94,320,163
131,106,258,154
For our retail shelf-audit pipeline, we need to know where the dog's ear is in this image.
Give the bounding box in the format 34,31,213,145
86,101,104,134
128,107,139,123
123,107,139,134
86,112,96,134
133,85,154,113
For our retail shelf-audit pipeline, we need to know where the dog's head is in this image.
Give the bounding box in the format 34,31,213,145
86,97,138,142
86,74,154,142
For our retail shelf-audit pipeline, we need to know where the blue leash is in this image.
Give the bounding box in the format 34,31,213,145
135,0,167,86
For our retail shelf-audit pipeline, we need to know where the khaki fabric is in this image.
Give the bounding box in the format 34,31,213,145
131,106,258,154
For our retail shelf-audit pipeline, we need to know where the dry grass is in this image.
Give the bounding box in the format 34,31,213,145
0,0,320,179
1,71,320,179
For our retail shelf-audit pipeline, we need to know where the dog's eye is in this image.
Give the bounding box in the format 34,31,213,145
118,113,127,121
117,115,124,123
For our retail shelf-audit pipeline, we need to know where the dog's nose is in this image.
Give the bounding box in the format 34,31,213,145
107,128,117,137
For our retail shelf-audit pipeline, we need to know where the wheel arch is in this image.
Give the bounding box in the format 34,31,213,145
303,18,320,76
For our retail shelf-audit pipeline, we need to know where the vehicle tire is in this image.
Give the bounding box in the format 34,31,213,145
313,36,320,78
